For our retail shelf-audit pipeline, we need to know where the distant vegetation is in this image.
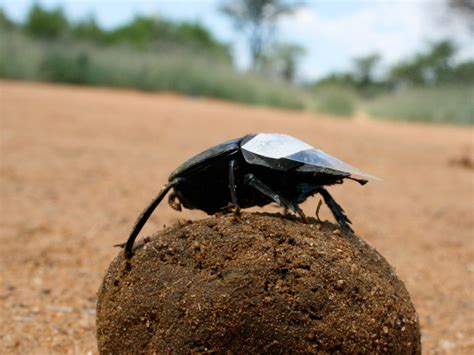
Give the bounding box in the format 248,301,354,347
0,3,473,124
20,4,230,59
0,30,304,109
365,85,474,125
0,6,304,109
313,41,474,123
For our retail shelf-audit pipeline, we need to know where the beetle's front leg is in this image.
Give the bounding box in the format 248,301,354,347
168,191,182,211
228,160,241,214
316,187,353,233
123,177,185,258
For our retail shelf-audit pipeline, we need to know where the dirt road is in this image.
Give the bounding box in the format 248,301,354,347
1,81,473,353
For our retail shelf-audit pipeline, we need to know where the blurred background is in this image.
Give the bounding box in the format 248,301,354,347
0,0,473,123
1,1,473,353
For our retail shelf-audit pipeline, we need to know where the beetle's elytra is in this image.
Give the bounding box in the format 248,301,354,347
123,133,378,258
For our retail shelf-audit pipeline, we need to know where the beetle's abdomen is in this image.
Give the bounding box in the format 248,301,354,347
173,161,234,214
175,181,231,214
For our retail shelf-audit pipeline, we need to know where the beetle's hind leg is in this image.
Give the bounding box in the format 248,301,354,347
244,174,307,222
317,188,353,233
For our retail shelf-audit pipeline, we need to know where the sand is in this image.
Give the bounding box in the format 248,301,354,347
0,80,473,353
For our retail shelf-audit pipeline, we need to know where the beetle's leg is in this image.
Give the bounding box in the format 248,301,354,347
317,188,353,233
228,160,240,214
124,177,184,258
244,174,307,222
315,199,323,221
168,191,182,211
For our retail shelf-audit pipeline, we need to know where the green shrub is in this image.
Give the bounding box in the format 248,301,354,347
366,85,474,125
40,51,91,84
311,86,357,117
0,31,44,80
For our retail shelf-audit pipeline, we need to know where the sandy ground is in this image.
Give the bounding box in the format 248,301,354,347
0,80,473,354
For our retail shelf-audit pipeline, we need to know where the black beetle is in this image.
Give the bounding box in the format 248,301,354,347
123,133,378,257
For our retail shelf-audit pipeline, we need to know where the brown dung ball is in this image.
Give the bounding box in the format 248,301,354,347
96,213,421,354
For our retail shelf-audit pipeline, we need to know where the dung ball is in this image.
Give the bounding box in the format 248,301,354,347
97,213,421,354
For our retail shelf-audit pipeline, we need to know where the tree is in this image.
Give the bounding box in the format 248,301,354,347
0,8,16,29
107,16,161,46
449,60,474,84
352,53,381,88
106,15,230,59
389,39,457,86
313,73,358,88
72,15,105,42
220,0,302,67
389,58,426,86
24,4,69,38
259,42,306,82
424,40,457,82
447,0,474,32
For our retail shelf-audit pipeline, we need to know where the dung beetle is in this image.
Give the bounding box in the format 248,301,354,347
123,133,378,258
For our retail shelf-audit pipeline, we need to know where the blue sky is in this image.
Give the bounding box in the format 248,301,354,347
1,0,473,80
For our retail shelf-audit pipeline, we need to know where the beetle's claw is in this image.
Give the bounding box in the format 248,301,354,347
233,206,241,216
220,203,241,215
340,222,354,234
113,242,126,249
229,202,241,216
299,212,308,223
291,203,307,223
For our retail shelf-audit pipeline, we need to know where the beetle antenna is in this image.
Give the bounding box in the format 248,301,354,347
124,177,183,258
348,177,368,185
